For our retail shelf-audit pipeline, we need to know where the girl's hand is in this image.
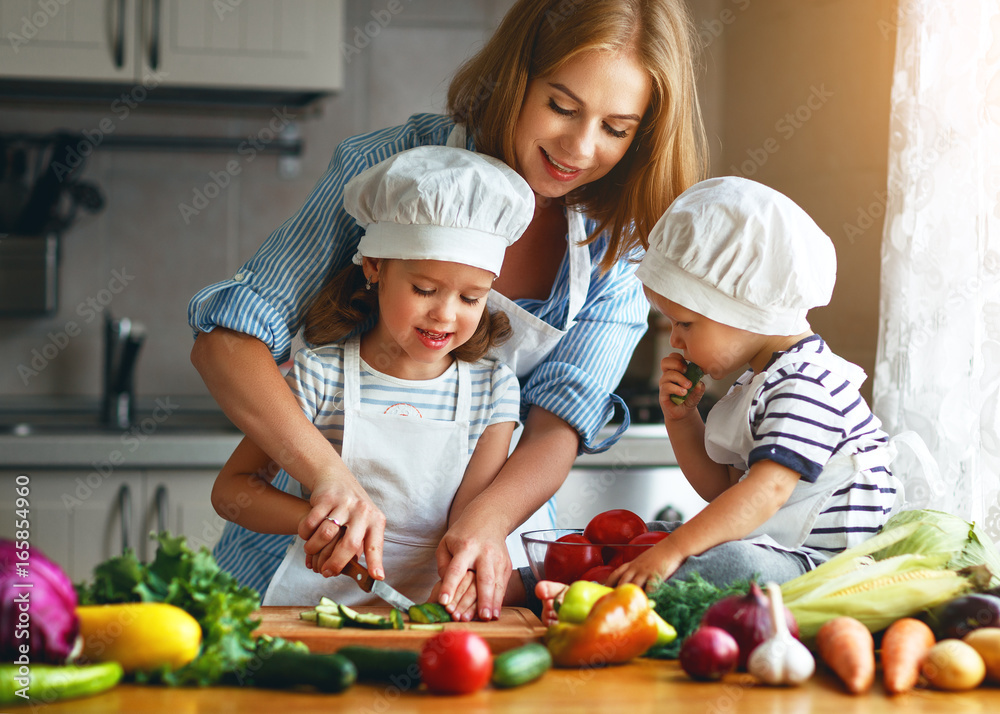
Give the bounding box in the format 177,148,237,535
658,353,706,420
535,580,569,626
435,518,511,621
608,540,683,593
299,475,387,578
430,571,477,622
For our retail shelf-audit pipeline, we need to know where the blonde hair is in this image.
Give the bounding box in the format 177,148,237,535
304,262,511,363
448,0,708,270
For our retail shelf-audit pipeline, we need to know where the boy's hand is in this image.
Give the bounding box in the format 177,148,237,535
535,580,569,626
658,353,706,419
608,539,684,593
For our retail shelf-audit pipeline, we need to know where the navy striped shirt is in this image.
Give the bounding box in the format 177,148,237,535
739,335,898,557
188,113,648,455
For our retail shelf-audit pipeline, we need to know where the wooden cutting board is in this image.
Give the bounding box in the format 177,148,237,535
252,606,547,654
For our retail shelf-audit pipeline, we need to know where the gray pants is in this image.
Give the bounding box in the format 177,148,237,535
648,520,811,587
519,521,811,614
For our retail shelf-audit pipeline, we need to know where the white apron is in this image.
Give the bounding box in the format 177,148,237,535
445,125,595,565
263,336,472,606
703,348,904,557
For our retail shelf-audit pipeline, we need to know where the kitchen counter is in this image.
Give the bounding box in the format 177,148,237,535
26,659,1000,713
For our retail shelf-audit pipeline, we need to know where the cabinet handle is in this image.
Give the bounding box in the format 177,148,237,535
148,0,161,71
113,0,126,68
154,485,169,535
117,484,132,555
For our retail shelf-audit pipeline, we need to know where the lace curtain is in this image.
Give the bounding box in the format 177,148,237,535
873,0,1000,537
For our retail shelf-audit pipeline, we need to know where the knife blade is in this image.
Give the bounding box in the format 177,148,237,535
341,557,416,612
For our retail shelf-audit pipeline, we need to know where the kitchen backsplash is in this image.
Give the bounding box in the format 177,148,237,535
0,0,528,404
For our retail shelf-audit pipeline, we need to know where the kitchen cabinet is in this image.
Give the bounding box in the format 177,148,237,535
0,469,225,582
0,0,342,93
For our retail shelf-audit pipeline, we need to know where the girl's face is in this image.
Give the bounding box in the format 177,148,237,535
514,49,651,199
645,290,770,380
362,258,493,380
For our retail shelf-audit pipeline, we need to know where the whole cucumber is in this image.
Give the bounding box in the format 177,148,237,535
0,662,123,706
491,643,552,688
243,650,356,693
669,362,705,406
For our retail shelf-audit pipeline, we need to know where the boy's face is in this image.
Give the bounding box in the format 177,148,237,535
644,289,769,379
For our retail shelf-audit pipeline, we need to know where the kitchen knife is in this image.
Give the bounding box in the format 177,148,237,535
341,557,416,612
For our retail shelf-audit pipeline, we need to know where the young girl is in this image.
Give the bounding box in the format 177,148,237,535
190,0,708,621
534,177,905,618
211,147,532,615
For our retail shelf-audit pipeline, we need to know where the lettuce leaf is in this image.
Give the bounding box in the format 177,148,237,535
75,532,304,686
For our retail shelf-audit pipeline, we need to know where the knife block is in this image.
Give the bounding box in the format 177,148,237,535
0,234,58,315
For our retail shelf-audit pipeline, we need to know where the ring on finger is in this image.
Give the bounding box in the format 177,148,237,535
325,516,343,527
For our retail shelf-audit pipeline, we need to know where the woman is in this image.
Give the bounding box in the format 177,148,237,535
188,0,707,620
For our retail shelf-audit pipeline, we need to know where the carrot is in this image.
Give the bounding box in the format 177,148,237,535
816,616,875,694
881,617,936,694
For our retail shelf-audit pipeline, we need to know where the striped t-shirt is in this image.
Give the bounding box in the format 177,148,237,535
740,335,898,556
211,342,520,596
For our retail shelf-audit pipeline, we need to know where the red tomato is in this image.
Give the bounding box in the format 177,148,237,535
605,530,669,568
418,630,493,694
583,509,648,545
543,533,603,584
580,564,616,585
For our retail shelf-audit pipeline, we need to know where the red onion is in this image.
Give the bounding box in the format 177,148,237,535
701,581,799,669
680,626,739,680
1,540,80,664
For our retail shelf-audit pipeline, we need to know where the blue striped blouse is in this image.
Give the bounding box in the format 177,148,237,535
187,113,648,455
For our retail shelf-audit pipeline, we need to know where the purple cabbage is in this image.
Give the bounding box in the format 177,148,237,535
1,539,80,663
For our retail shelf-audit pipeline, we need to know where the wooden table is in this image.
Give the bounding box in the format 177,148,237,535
26,659,1000,713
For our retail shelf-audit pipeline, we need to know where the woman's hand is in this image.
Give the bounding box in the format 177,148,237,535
658,353,706,420
535,580,569,626
435,518,511,621
299,475,387,579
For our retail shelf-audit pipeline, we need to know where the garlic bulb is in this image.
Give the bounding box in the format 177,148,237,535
747,582,815,686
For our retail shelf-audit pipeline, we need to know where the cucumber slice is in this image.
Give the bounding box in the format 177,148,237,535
338,604,393,629
317,612,345,629
670,362,705,405
389,608,405,630
319,596,339,608
407,623,445,632
299,610,319,622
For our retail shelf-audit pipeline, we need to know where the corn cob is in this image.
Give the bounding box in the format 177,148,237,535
781,521,977,642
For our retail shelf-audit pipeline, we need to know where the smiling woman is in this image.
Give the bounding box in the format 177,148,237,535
189,0,707,623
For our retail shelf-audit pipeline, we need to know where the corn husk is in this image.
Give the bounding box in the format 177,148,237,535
781,519,980,642
870,509,1000,588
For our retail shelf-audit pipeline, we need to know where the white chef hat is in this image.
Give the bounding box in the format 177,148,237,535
635,176,836,336
344,146,534,277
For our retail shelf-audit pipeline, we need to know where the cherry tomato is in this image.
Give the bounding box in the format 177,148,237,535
418,630,493,694
580,564,616,585
605,530,670,567
583,509,648,545
543,533,603,584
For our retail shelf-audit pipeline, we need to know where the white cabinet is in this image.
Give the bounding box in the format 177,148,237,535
0,469,225,583
0,0,343,92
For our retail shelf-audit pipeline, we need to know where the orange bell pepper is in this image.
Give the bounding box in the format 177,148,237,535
544,583,660,668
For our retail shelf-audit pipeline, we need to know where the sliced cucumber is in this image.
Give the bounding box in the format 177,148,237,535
299,610,319,622
317,612,345,629
338,604,394,629
389,608,405,630
407,623,445,632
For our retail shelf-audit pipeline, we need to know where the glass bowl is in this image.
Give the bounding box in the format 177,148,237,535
520,528,664,584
